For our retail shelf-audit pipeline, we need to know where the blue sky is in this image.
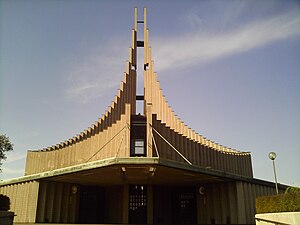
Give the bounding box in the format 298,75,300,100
0,0,299,186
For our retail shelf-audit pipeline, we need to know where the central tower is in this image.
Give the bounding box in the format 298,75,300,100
129,8,153,158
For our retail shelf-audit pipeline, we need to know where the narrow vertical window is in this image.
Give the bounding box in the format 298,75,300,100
134,139,144,155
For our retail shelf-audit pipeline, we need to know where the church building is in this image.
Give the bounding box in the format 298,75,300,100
0,8,285,225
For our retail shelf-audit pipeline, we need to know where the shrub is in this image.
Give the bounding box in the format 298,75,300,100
256,189,300,213
285,186,300,194
0,194,10,211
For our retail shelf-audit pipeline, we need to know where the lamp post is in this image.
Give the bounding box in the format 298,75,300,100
268,152,279,195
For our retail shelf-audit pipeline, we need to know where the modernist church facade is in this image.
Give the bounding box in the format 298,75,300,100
0,8,285,225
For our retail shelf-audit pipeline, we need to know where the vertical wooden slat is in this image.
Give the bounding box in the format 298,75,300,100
61,183,70,223
53,183,63,222
45,182,55,222
236,182,246,224
147,184,154,225
123,184,129,224
228,182,237,224
170,128,176,160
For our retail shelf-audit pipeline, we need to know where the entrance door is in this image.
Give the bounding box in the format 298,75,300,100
172,187,196,224
79,186,105,224
129,185,147,224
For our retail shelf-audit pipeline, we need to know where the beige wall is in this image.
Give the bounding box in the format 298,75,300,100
255,212,300,225
0,181,39,223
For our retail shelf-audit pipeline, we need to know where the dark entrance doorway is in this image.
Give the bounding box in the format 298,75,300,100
129,185,147,224
154,186,196,225
79,186,105,224
172,187,196,224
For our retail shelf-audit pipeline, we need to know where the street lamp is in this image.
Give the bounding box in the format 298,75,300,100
268,152,279,195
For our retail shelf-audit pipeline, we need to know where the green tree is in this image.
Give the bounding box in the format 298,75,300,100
0,134,14,172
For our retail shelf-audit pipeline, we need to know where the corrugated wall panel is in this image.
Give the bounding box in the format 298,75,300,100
0,181,39,223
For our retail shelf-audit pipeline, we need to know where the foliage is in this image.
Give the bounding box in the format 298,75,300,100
285,186,300,194
0,134,14,171
0,194,10,211
256,188,300,213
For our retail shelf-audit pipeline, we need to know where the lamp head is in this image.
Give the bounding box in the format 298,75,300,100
268,152,277,160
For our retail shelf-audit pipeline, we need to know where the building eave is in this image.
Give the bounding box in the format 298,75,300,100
1,157,288,189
